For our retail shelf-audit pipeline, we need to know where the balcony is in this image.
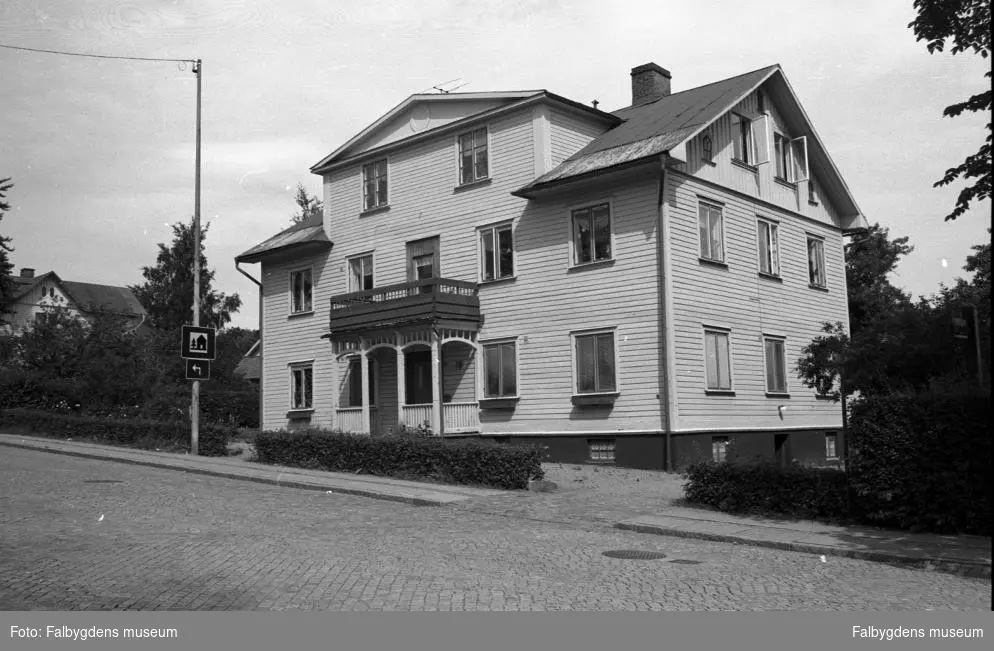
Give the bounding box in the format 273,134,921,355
328,278,481,335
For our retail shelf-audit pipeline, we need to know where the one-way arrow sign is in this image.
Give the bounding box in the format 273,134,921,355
186,359,211,380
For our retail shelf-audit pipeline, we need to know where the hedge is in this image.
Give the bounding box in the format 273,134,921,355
254,428,545,490
0,408,232,457
683,459,849,521
847,391,990,536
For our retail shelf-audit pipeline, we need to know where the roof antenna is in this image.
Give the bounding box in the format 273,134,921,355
423,78,468,94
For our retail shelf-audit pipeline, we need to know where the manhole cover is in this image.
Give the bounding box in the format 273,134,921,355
668,559,702,565
83,480,123,484
602,550,668,560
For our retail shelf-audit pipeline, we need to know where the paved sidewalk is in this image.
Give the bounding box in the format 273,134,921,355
1,432,989,579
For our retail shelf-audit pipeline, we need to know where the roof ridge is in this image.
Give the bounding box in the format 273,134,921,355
613,64,780,114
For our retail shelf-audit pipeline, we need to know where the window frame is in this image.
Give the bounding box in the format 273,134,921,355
289,361,314,411
288,266,314,315
774,132,793,182
756,217,780,277
588,439,616,463
570,327,620,397
478,221,515,283
569,201,614,267
702,326,734,393
825,433,838,460
712,436,729,463
701,132,714,164
731,112,754,164
361,158,389,211
480,337,519,399
698,199,726,264
456,126,490,186
808,179,819,205
763,334,789,396
806,234,827,289
347,252,375,293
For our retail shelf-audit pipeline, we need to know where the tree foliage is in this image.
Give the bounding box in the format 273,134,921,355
0,177,16,326
910,0,992,221
130,219,242,331
290,183,322,225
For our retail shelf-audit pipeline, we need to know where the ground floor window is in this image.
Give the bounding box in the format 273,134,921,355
712,436,729,463
483,340,517,398
574,330,617,394
290,364,313,410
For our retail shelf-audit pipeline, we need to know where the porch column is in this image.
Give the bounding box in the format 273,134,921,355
395,332,405,429
360,344,371,435
330,343,339,431
430,328,442,436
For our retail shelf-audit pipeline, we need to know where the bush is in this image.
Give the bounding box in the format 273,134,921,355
254,428,544,489
0,407,232,457
847,391,990,536
683,459,849,521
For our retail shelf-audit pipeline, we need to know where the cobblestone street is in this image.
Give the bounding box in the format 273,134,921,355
1,448,989,611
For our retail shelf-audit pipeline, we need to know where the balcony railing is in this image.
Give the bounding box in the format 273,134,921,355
329,278,480,334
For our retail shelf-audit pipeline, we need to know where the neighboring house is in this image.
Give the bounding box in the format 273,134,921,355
236,62,867,470
1,267,147,336
234,340,261,384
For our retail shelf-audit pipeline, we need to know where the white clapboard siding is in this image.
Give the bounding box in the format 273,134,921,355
549,108,607,167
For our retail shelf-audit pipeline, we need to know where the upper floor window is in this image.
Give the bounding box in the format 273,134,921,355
774,133,791,181
571,203,612,265
701,134,713,163
290,269,313,314
807,236,826,288
348,254,374,292
290,364,313,410
483,340,517,398
362,159,388,210
698,201,725,263
731,112,753,164
757,218,779,276
808,179,818,205
480,223,514,281
704,328,732,392
574,330,616,394
458,127,489,185
764,336,788,394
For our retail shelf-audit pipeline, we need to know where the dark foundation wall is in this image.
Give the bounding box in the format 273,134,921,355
462,427,844,471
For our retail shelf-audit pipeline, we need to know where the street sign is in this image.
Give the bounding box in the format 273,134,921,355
181,325,216,360
186,359,211,380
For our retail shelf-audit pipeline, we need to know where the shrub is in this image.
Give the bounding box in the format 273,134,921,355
683,459,849,521
0,408,232,457
255,428,544,489
847,391,990,536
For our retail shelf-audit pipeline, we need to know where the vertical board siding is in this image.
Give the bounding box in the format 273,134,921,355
666,171,847,431
549,108,607,167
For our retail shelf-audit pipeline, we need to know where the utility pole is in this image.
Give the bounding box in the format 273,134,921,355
191,58,202,456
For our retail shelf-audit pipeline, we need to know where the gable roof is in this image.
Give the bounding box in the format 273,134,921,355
235,213,332,264
514,64,867,229
310,90,620,175
11,271,145,316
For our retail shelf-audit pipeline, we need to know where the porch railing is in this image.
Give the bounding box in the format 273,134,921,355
335,407,364,433
401,404,432,430
444,402,480,433
328,278,481,334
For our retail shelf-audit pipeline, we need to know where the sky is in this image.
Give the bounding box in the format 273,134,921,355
1,0,990,332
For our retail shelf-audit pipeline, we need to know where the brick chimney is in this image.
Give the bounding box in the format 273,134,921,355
20,268,35,278
631,63,671,106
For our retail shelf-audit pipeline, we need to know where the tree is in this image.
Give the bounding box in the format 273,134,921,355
910,0,992,221
0,177,16,326
844,223,914,337
934,230,991,384
130,219,242,331
213,326,259,386
289,183,322,224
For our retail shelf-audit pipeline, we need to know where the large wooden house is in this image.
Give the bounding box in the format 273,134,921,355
235,62,867,470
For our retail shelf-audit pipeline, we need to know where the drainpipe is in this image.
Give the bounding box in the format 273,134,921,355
657,158,674,471
236,261,263,431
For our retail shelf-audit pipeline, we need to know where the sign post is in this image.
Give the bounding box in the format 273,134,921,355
190,58,203,455
181,323,214,455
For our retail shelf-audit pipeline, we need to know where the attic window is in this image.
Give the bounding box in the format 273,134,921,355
731,113,753,164
701,134,713,163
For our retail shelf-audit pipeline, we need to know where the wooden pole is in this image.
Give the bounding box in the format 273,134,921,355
191,58,202,456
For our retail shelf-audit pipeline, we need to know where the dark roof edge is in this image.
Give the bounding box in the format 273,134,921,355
235,239,332,264
512,155,660,198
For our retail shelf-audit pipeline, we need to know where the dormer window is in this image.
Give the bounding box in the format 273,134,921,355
731,113,753,164
701,134,713,163
458,127,489,185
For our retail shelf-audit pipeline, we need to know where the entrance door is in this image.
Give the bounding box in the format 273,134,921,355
405,350,433,404
407,237,440,294
774,434,791,468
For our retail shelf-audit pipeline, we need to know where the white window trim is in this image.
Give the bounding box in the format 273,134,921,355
567,198,615,268
288,360,315,411
455,125,491,186
702,326,734,393
774,132,794,182
825,433,839,460
288,266,314,316
346,251,376,293
731,112,754,164
698,198,726,264
806,233,827,288
477,220,515,283
756,216,780,277
712,436,730,463
478,336,520,400
360,158,389,212
569,327,620,396
344,354,380,408
762,334,789,395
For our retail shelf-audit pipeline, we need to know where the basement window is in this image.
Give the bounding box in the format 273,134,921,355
588,439,615,463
